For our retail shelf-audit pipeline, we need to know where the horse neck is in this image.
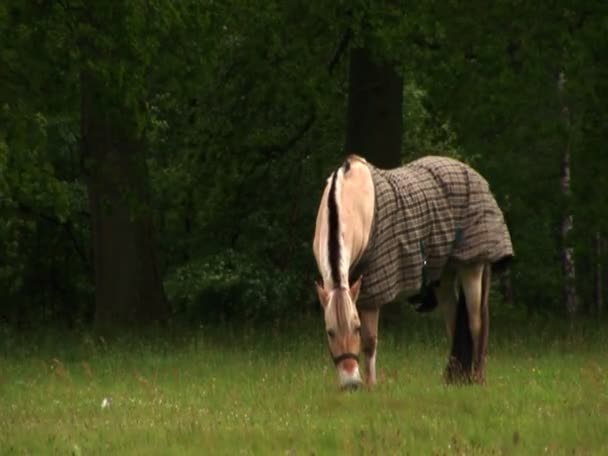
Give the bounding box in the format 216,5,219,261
314,158,374,290
339,167,374,282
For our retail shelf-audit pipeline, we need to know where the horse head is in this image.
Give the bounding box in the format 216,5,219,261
316,277,363,389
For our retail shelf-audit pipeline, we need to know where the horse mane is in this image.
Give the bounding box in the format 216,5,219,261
327,170,342,287
327,155,366,290
331,288,355,330
345,154,367,165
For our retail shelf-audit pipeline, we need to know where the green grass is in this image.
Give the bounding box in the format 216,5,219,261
1,316,607,455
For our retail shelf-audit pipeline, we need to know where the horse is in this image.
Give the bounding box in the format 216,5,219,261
312,154,513,388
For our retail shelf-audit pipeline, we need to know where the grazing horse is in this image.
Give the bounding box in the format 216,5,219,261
313,155,513,388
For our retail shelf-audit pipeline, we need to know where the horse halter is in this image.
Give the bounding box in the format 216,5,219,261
332,352,359,366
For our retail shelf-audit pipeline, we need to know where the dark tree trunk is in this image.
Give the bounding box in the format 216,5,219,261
81,73,169,333
344,47,403,169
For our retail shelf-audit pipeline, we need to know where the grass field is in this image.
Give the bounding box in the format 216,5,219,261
1,314,607,455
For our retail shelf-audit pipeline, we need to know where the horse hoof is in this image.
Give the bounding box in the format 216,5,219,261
340,381,362,392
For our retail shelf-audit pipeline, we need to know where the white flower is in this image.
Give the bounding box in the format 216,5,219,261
101,397,111,409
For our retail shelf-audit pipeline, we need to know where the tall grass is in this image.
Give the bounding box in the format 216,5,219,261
1,314,607,455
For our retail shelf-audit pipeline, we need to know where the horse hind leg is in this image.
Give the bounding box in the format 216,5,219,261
453,263,490,384
445,283,474,383
433,269,469,384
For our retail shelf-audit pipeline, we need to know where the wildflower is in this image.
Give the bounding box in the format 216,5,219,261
101,397,111,409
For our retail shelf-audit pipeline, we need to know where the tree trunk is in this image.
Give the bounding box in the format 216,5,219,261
557,71,578,317
81,73,169,333
344,47,403,168
594,230,603,317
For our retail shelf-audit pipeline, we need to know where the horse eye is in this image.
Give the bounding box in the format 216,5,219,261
327,329,336,338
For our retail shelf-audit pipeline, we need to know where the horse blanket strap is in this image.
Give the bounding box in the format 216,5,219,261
409,226,464,312
332,352,359,366
352,156,514,309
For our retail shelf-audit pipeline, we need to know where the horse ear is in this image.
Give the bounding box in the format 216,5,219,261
315,280,329,308
349,276,363,302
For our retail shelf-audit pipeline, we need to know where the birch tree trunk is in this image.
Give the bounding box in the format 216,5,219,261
595,230,603,316
558,71,578,317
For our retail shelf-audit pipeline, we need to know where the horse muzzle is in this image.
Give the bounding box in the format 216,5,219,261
333,353,362,389
332,352,359,366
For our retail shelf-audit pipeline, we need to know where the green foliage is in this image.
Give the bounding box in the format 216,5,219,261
402,81,463,159
165,249,305,322
0,96,90,325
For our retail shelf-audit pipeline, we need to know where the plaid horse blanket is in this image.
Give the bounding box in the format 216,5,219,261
351,156,514,309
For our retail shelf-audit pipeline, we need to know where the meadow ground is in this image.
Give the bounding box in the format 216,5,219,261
1,312,607,455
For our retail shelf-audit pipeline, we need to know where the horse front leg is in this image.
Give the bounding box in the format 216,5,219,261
359,308,379,386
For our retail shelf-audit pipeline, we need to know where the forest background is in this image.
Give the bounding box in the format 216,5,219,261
1,1,607,333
